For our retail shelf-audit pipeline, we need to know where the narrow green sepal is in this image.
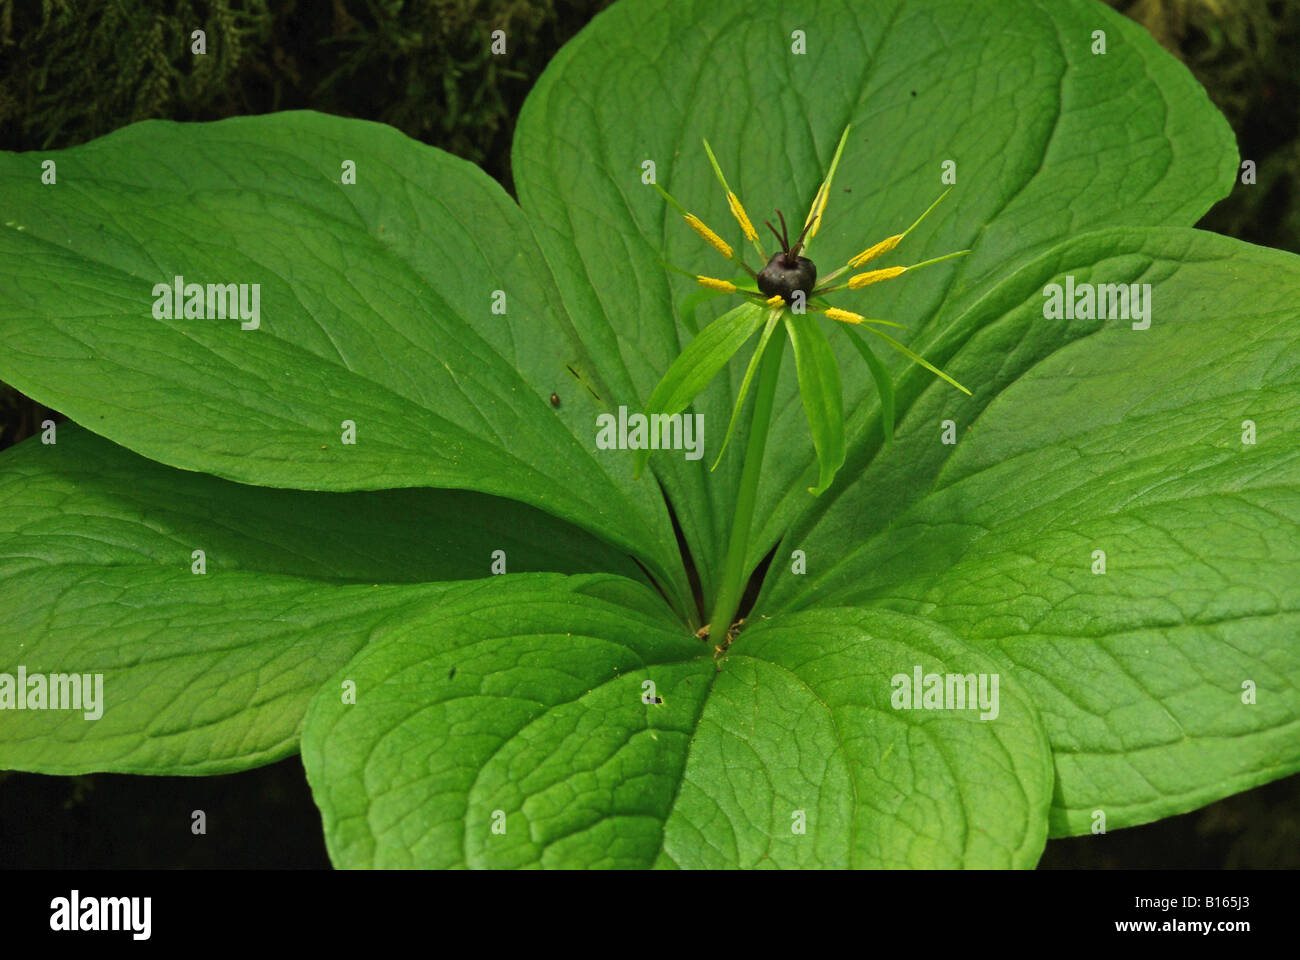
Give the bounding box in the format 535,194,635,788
784,312,846,495
712,306,784,470
634,303,766,478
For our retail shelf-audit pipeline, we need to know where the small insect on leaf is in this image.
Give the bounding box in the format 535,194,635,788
549,392,560,407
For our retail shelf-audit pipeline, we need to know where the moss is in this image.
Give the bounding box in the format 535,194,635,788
0,0,614,188
0,0,275,147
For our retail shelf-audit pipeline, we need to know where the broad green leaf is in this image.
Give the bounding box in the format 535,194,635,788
0,425,648,585
0,427,644,774
302,574,1052,868
0,564,455,775
784,313,844,495
513,0,1237,601
761,228,1300,833
0,111,693,618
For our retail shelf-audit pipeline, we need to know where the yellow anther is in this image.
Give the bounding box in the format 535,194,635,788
697,276,737,293
684,214,733,259
765,295,785,308
848,265,906,289
800,126,851,247
801,186,821,229
824,307,865,324
727,193,758,244
804,184,830,239
848,234,902,269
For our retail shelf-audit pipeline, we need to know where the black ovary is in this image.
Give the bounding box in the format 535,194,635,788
756,252,817,303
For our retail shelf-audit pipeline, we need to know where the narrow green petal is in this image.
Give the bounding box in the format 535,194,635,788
862,327,972,396
634,303,766,478
900,187,953,239
841,325,895,444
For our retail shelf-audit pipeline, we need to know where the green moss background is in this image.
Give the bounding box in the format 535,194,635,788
0,0,1296,868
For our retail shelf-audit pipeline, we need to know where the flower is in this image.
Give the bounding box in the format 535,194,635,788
658,124,972,398
643,125,974,494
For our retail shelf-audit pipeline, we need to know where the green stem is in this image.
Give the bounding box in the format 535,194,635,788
708,318,786,639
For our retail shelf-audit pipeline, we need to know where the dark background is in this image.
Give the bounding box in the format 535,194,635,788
0,0,1296,868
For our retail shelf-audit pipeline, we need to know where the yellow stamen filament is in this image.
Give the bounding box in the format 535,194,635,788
727,193,758,244
684,214,733,259
848,234,902,269
848,265,906,289
824,307,865,324
697,276,737,293
765,295,785,308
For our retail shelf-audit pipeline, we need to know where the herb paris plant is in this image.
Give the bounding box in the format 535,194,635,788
645,127,974,639
0,0,1296,867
